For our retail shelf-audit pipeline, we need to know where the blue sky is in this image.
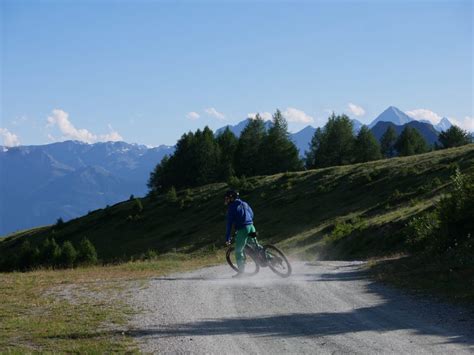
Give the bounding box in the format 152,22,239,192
1,0,472,147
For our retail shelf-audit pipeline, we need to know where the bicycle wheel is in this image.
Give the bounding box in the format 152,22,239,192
263,245,292,278
226,246,260,276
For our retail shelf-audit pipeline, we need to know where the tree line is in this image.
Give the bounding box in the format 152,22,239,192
148,110,472,193
305,114,472,169
0,237,98,272
148,110,302,193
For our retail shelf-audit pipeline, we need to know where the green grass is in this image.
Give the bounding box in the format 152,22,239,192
370,255,474,305
2,144,473,264
0,252,224,352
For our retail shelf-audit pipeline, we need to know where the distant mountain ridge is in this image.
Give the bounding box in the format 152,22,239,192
369,106,414,128
370,121,440,146
0,141,174,235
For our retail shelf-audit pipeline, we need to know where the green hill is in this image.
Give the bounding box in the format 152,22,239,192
1,144,473,268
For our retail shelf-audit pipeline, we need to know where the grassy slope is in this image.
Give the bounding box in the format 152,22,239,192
1,144,473,262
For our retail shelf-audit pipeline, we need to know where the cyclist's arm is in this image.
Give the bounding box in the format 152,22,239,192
225,208,235,242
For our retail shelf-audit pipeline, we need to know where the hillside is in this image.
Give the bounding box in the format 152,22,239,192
1,145,473,267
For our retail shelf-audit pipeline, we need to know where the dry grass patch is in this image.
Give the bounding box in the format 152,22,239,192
0,252,224,353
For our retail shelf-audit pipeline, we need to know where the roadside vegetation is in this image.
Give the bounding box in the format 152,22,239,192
0,252,224,352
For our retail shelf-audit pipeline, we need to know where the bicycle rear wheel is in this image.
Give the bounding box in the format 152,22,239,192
226,246,260,276
263,245,292,278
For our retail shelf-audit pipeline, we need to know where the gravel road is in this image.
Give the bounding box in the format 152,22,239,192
129,261,473,354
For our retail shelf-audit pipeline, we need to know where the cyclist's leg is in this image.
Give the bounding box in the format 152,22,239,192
235,227,249,273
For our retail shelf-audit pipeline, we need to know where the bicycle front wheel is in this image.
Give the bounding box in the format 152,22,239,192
264,245,292,278
226,246,260,276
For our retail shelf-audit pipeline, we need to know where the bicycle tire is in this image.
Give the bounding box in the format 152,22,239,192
263,245,292,278
226,246,260,276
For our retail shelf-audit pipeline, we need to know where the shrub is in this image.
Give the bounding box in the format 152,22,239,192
56,218,65,227
166,186,178,203
406,169,474,264
134,198,144,213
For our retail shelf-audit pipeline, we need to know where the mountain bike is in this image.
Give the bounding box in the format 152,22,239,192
226,234,292,278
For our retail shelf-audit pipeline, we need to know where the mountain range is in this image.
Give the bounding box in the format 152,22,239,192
0,106,456,236
0,142,173,235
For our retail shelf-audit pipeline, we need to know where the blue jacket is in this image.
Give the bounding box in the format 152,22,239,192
225,199,254,242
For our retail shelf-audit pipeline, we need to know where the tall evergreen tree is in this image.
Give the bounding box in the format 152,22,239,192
148,126,221,192
380,125,398,158
234,114,267,176
354,126,382,163
305,127,323,169
394,126,429,156
438,125,472,149
260,110,303,174
216,127,238,180
306,113,355,168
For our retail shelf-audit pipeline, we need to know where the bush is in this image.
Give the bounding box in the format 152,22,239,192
166,186,178,203
77,238,98,265
406,169,474,265
134,198,144,213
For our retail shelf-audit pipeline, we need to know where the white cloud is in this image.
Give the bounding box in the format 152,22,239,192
186,111,200,120
348,103,366,117
46,109,123,143
0,128,21,147
282,107,314,123
204,107,226,120
247,112,272,121
405,109,442,124
450,116,474,132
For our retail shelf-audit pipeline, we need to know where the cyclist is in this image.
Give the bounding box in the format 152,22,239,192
224,190,261,278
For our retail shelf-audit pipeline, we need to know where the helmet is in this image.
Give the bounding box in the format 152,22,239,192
224,190,239,200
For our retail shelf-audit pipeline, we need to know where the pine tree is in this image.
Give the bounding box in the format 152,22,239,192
216,127,238,180
260,109,303,174
304,128,323,169
394,126,429,156
235,114,267,176
438,125,472,149
380,125,398,158
354,126,382,163
59,241,77,268
77,238,98,265
305,113,355,168
39,237,61,267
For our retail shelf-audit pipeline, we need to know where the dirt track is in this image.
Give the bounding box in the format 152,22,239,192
129,261,473,354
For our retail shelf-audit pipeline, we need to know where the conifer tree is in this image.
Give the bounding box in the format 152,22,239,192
234,114,267,176
306,113,355,168
260,109,303,174
216,127,238,180
394,126,428,156
380,125,398,158
438,125,472,149
354,126,382,163
77,238,98,265
59,241,77,268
